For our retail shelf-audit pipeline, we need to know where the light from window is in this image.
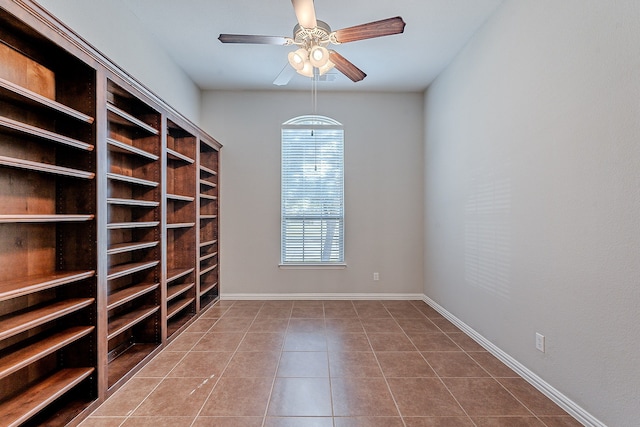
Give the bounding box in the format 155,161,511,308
281,115,344,264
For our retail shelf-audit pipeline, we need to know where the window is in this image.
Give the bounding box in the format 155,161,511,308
281,115,344,265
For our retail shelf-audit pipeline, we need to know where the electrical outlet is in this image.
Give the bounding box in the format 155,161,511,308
535,333,545,353
373,272,379,281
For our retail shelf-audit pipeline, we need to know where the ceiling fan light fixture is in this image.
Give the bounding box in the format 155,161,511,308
296,60,314,77
309,45,330,68
287,48,308,71
317,59,335,76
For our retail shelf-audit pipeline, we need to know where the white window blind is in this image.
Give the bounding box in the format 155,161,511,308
281,115,344,264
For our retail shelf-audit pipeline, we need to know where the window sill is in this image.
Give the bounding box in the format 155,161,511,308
279,264,347,270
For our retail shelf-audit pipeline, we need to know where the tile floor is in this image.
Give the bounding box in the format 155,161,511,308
80,300,582,427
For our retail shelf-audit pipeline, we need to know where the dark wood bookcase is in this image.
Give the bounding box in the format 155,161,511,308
0,1,222,425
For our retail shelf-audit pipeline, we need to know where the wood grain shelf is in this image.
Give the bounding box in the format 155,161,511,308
166,148,194,164
167,282,194,302
107,343,157,388
0,77,94,124
107,241,159,255
0,326,94,380
199,264,218,276
107,198,159,208
0,214,94,223
199,194,218,201
167,297,194,320
199,165,217,176
107,283,159,311
167,267,195,283
0,115,94,151
0,270,95,302
167,193,195,202
199,239,218,248
107,261,159,281
107,172,159,187
199,251,218,263
107,221,160,230
0,298,95,341
199,179,217,188
0,367,94,427
200,215,218,220
0,155,95,179
107,137,158,161
200,281,218,296
107,305,159,340
167,222,195,229
106,103,159,135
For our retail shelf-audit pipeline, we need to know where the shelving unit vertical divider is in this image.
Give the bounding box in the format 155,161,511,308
159,115,168,343
195,138,202,313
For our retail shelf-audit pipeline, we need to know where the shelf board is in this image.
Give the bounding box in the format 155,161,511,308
0,326,94,380
0,155,95,179
107,305,159,340
166,148,194,164
107,221,159,230
107,172,158,188
199,239,218,248
199,194,218,201
200,215,217,220
0,115,94,151
107,343,157,388
200,281,218,296
107,137,158,161
199,165,217,176
167,297,195,320
200,139,220,151
199,179,217,188
0,270,95,302
107,261,159,281
107,241,158,256
107,283,159,311
167,222,195,229
199,264,218,276
107,198,159,208
167,267,195,283
199,251,218,263
0,214,94,223
0,77,94,124
166,193,195,202
106,103,159,135
0,298,95,341
167,282,194,302
0,367,94,427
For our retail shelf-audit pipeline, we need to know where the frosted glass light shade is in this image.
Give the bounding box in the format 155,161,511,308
296,60,314,77
309,45,329,68
288,48,308,71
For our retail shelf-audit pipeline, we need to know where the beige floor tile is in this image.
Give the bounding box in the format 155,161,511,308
92,377,161,416
471,416,545,426
223,351,280,377
329,351,382,377
134,351,186,378
79,417,126,427
334,416,404,427
283,332,328,351
387,377,465,416
192,332,245,352
408,333,461,351
132,377,216,417
277,351,329,377
237,332,285,352
403,417,475,427
443,378,530,416
331,377,399,416
422,352,489,377
376,351,436,377
192,417,263,427
168,351,233,378
199,377,273,417
268,377,332,416
264,417,333,427
498,378,571,416
121,417,194,426
367,333,416,351
326,332,372,352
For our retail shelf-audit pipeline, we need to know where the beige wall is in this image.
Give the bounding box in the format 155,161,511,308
423,0,640,425
201,90,425,296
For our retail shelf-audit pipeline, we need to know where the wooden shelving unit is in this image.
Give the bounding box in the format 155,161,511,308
0,2,222,424
0,4,98,425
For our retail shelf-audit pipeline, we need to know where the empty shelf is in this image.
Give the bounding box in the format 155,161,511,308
107,172,158,187
107,261,159,281
166,193,195,202
107,241,158,255
107,305,159,340
107,103,158,135
107,221,159,230
199,264,218,276
107,283,159,311
0,214,94,223
0,156,95,179
199,179,217,188
0,270,95,302
199,165,217,176
199,251,218,263
167,268,195,283
107,198,159,208
167,297,195,320
0,115,93,151
167,222,195,229
199,239,218,248
200,281,218,296
107,137,158,161
166,148,194,164
199,194,218,201
167,282,194,302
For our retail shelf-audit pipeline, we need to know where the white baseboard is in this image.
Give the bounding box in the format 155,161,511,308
220,292,424,301
422,295,606,427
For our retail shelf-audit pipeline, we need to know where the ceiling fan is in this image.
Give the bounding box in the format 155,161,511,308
218,0,406,84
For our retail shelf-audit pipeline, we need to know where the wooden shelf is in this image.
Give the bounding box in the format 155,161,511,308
200,251,218,263
107,261,159,281
200,239,218,248
0,270,95,302
167,267,195,283
167,222,195,229
0,155,95,179
167,193,195,202
107,241,158,255
166,148,194,164
0,367,94,427
167,282,194,302
0,214,94,223
107,198,159,208
0,115,94,151
107,137,158,161
199,179,217,188
200,165,218,176
107,283,159,311
167,297,194,320
200,281,218,296
199,194,218,201
200,215,218,220
0,298,95,341
0,326,94,380
0,77,94,124
107,221,160,230
107,343,157,388
199,264,218,276
107,306,159,340
107,172,159,188
107,103,159,135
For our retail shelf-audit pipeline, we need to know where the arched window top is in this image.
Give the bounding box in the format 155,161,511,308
283,115,342,127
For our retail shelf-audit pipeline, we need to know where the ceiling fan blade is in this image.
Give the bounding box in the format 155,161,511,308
328,50,366,82
291,0,317,29
218,34,291,45
332,16,406,44
273,63,296,86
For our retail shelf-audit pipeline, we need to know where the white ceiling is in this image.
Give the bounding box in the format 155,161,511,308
120,0,503,92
